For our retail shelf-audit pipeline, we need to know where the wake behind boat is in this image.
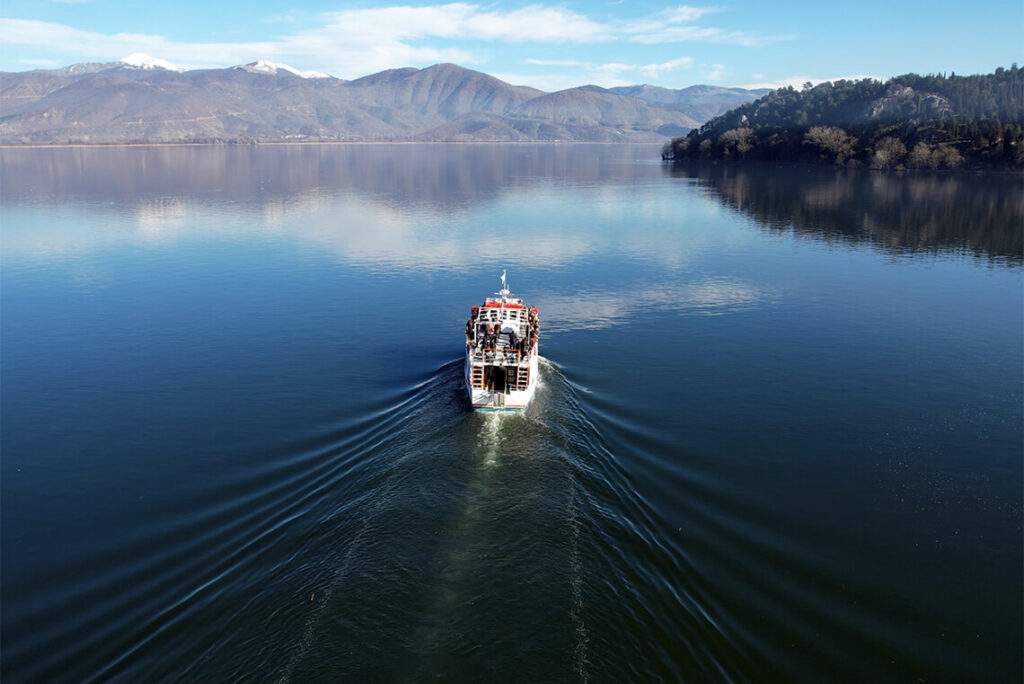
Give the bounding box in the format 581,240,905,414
464,273,540,412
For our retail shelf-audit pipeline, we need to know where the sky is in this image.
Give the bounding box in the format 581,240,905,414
0,1,1021,90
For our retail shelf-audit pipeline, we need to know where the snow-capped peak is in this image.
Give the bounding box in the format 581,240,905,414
119,53,183,72
239,60,330,79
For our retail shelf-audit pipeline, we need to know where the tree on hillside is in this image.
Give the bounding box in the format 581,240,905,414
718,127,755,158
666,66,1023,170
908,142,939,169
804,126,857,163
870,136,907,169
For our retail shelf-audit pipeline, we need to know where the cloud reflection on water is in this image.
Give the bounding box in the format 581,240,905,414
538,278,770,331
2,144,717,274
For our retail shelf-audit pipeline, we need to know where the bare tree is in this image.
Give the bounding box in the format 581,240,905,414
671,137,691,157
718,127,756,158
936,144,964,168
908,142,937,169
804,126,858,164
870,136,907,169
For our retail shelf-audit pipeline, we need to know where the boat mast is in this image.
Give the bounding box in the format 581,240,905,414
499,270,509,318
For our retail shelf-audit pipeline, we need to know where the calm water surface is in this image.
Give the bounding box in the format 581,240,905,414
2,145,1021,683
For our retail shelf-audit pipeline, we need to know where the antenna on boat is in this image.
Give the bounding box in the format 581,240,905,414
500,270,509,301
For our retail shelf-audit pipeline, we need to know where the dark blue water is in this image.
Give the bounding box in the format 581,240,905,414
2,145,1021,682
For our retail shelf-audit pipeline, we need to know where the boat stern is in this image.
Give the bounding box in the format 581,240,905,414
469,387,529,412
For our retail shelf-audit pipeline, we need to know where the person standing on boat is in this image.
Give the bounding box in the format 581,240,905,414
483,324,497,356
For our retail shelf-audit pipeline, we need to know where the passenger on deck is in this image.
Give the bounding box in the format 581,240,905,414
483,324,497,353
507,329,518,354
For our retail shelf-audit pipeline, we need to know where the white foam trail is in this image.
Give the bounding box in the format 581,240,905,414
534,357,590,681
567,478,590,682
275,472,405,683
480,413,504,467
538,357,590,681
399,414,506,661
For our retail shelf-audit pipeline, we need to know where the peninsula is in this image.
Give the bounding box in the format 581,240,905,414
663,66,1023,170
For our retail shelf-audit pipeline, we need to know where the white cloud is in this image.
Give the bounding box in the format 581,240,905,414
262,12,300,25
304,4,609,46
705,63,726,80
629,25,791,47
525,59,591,68
622,4,787,46
594,62,633,75
0,18,279,70
17,58,62,67
624,5,717,34
660,5,719,23
640,56,695,78
1,3,788,79
0,5,607,77
513,55,694,89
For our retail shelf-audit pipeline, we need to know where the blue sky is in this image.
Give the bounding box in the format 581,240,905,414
1,1,1020,90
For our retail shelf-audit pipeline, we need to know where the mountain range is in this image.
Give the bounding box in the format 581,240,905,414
0,56,770,144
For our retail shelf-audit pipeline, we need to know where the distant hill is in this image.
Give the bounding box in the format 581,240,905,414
665,66,1024,169
609,84,770,122
0,58,767,144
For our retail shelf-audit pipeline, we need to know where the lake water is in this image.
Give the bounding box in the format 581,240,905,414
1,144,1021,683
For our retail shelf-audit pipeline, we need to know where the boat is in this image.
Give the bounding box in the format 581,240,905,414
464,272,540,412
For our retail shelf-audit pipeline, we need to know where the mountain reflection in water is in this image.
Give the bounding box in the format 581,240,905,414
1,144,1020,684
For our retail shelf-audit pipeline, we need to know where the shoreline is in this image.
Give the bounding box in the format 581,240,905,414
0,140,665,149
663,156,1024,176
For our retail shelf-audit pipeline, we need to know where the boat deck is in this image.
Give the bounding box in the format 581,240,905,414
464,274,539,409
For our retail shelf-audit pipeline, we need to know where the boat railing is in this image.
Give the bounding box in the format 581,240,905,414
470,347,529,364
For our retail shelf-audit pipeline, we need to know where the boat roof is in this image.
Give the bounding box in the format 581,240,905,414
482,297,524,307
473,271,536,311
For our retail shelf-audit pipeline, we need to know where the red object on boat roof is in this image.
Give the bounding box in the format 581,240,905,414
484,301,524,309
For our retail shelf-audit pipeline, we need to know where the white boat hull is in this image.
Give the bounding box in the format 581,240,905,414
465,351,539,412
463,274,540,413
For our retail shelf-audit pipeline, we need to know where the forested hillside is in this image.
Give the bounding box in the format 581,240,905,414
664,66,1023,169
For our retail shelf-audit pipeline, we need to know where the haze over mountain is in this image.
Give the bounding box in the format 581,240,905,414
0,57,768,144
608,84,772,122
